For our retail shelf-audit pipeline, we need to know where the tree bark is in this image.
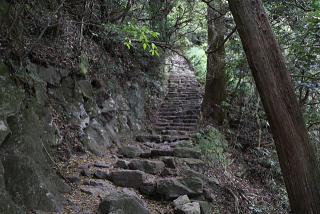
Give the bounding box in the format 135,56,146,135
202,0,226,124
227,0,320,213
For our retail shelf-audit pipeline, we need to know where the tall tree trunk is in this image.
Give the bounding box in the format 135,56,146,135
227,0,320,213
202,0,226,125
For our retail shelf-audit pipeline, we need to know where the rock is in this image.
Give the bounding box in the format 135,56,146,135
0,104,70,211
83,179,109,187
139,182,156,196
99,191,152,214
0,61,23,117
126,82,145,119
173,195,190,208
173,147,201,159
151,149,174,157
76,80,94,99
1,154,67,212
128,159,165,174
94,160,111,168
80,210,94,214
84,119,112,156
173,140,194,148
174,202,200,214
80,167,91,177
37,65,61,86
198,201,213,214
160,168,177,177
140,152,152,158
136,135,161,143
94,169,109,179
175,158,204,172
0,160,23,214
118,145,143,158
0,118,10,146
65,176,81,185
156,177,203,200
80,186,110,198
114,160,129,169
160,156,176,168
108,170,146,188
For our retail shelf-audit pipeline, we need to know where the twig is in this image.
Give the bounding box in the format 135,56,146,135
201,0,226,16
41,141,56,165
225,186,240,214
38,0,66,40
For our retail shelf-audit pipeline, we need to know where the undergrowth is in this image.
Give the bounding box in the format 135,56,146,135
193,125,232,171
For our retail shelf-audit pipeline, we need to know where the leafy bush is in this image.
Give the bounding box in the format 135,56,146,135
184,45,207,85
193,125,231,170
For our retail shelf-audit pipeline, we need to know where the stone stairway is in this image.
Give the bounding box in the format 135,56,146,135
63,55,215,214
138,54,202,143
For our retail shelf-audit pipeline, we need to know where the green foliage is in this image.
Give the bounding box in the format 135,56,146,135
184,45,207,85
306,0,320,24
193,125,231,170
104,22,160,56
79,53,88,74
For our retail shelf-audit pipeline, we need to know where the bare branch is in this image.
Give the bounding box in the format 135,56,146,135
206,26,237,54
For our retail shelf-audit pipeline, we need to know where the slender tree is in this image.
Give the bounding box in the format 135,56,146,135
201,0,227,124
227,0,320,213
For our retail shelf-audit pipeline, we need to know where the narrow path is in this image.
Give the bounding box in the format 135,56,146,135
138,54,202,143
62,55,213,214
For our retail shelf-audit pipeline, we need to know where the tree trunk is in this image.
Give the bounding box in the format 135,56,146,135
227,0,320,213
202,0,226,125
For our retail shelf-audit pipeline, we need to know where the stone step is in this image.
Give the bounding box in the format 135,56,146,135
160,116,199,121
156,119,198,124
159,130,188,135
155,126,194,132
136,135,191,143
154,123,196,127
159,112,200,118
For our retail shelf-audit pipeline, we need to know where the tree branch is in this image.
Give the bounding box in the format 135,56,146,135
206,26,237,54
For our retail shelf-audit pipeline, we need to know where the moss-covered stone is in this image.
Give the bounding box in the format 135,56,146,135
0,160,23,214
0,60,24,117
0,117,10,146
1,102,68,212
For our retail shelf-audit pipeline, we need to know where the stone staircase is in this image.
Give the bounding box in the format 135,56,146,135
63,55,216,214
138,54,202,143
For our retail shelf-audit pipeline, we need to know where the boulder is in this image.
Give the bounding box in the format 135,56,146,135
175,158,204,172
0,118,10,146
99,191,152,214
0,104,69,212
198,201,213,214
173,195,190,208
139,182,156,196
128,159,165,174
84,119,112,156
94,170,109,179
151,149,174,157
108,170,146,188
94,160,111,168
114,160,129,169
160,168,177,177
136,135,161,143
160,156,176,168
174,202,201,214
156,177,203,200
37,65,61,86
0,160,23,214
173,147,201,159
118,145,143,158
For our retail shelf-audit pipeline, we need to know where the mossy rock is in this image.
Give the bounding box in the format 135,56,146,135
0,60,24,117
0,160,23,214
